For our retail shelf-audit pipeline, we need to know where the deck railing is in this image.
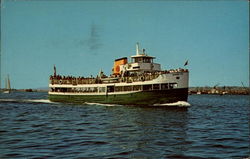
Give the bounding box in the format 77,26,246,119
49,69,188,85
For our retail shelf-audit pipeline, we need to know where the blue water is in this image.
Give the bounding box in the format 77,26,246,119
0,92,249,159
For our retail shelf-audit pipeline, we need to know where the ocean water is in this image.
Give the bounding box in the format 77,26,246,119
0,92,249,159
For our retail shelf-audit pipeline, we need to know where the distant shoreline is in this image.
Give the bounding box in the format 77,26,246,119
1,89,48,93
188,86,249,95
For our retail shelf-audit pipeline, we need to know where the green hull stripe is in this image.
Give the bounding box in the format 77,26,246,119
49,88,188,105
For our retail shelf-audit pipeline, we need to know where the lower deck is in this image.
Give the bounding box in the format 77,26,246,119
48,88,188,105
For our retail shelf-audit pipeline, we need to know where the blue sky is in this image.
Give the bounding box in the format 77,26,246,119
1,0,249,89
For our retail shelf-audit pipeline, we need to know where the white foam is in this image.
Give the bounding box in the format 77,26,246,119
25,99,56,104
0,99,56,104
85,101,190,107
85,102,122,107
0,99,17,102
153,101,191,107
0,99,190,107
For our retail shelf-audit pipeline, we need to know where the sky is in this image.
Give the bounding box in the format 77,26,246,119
0,0,249,89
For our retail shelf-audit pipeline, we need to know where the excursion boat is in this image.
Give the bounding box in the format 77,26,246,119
48,43,189,105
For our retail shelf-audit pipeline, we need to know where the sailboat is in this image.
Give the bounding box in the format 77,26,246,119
3,75,11,94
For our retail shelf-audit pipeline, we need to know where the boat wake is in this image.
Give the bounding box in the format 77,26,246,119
0,99,56,104
0,99,190,107
153,101,191,107
25,99,56,104
84,102,122,107
85,101,191,107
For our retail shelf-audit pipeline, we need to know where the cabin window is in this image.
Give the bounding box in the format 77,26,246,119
75,87,98,93
173,83,178,88
143,85,152,91
75,88,81,92
115,85,141,92
135,58,143,63
61,88,67,92
161,83,168,90
176,77,180,79
91,87,98,92
115,86,122,92
99,87,106,93
82,87,88,92
133,66,140,69
143,58,152,63
153,84,160,90
54,87,99,93
169,83,178,89
107,86,114,92
169,84,173,89
133,85,141,91
75,87,83,92
124,86,132,91
79,88,86,92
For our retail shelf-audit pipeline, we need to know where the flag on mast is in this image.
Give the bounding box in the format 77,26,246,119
184,60,188,66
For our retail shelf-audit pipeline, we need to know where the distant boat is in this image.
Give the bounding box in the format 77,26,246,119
3,75,11,94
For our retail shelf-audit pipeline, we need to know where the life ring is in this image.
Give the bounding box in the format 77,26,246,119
59,80,62,85
140,76,145,81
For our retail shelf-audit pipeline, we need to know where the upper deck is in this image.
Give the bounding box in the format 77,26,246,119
49,43,189,87
49,68,188,86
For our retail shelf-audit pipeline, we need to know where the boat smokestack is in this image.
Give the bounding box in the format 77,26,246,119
136,42,139,55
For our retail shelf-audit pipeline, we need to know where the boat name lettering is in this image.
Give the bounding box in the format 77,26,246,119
172,73,183,76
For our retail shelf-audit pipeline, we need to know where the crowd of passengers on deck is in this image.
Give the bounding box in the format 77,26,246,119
50,68,188,85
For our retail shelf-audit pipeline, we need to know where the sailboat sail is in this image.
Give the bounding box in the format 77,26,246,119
3,75,11,93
